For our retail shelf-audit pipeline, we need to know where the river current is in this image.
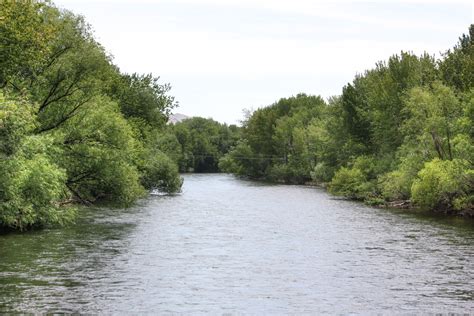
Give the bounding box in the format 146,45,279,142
0,174,473,313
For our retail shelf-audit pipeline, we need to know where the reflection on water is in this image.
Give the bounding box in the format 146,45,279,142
0,174,473,313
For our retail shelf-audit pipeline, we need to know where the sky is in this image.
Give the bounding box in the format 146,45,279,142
54,0,473,124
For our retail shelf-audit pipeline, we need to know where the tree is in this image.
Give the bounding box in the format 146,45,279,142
439,24,474,92
0,1,55,88
0,2,183,230
171,117,239,172
411,159,472,211
108,73,176,130
220,94,325,183
0,93,75,230
403,82,462,161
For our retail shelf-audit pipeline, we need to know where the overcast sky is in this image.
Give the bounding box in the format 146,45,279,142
55,0,473,124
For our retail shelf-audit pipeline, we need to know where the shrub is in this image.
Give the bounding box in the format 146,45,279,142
0,155,75,230
140,151,183,194
411,158,472,211
266,164,289,182
379,154,425,201
329,167,374,200
379,170,411,200
0,94,74,230
310,162,335,183
218,155,241,174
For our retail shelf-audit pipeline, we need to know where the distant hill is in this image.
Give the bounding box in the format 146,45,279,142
168,113,190,124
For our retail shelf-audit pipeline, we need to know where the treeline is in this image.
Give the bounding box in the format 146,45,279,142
161,117,240,173
0,2,182,230
221,26,474,215
1,1,472,232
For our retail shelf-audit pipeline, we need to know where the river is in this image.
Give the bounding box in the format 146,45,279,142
0,174,473,313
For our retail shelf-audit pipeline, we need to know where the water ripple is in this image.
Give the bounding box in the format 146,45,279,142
0,174,473,314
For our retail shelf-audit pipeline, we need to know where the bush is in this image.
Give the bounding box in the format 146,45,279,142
266,164,291,183
218,140,264,178
0,155,75,230
140,151,183,193
0,94,74,230
411,158,472,211
329,167,375,200
379,170,411,200
310,162,335,183
379,154,425,201
352,155,394,180
218,154,242,174
453,193,474,213
102,161,146,205
266,162,309,184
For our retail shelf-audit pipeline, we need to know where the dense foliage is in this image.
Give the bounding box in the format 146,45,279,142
0,2,182,230
1,1,472,231
220,94,325,184
167,117,240,172
221,25,474,215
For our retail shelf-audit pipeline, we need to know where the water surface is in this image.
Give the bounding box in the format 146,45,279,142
0,174,473,313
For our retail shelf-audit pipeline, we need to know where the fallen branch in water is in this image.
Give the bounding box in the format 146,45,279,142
387,200,412,209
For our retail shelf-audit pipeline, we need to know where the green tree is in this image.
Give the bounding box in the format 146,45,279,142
220,94,325,183
1,2,183,231
171,117,239,172
0,93,75,230
439,24,474,92
403,82,462,161
411,159,472,211
0,1,55,87
108,73,176,130
58,96,145,204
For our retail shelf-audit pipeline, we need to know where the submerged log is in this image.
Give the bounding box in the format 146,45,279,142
387,200,412,209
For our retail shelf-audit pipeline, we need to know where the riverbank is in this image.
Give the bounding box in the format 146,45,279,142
218,27,473,221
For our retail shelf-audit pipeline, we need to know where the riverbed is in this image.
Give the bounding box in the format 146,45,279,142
0,174,473,313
